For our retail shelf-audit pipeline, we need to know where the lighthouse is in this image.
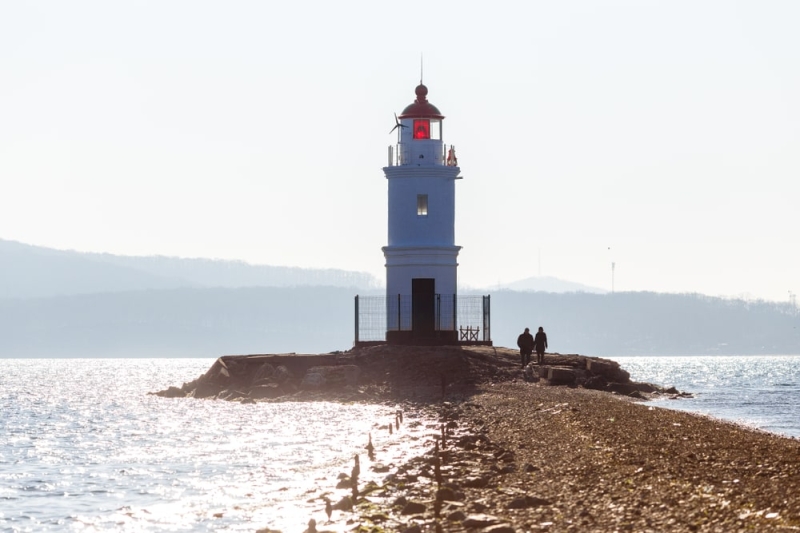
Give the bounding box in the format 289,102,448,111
382,83,463,344
353,82,490,346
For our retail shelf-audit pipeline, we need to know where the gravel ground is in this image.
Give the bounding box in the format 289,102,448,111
337,382,800,533
184,345,800,533
458,383,800,532
328,374,800,533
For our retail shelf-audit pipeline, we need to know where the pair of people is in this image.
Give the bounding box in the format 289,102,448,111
517,326,548,367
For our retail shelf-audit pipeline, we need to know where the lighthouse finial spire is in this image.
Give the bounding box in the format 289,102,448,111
420,53,423,85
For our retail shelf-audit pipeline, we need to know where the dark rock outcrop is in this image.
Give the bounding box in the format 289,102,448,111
152,346,684,401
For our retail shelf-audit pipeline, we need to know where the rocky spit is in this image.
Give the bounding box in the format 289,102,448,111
154,346,800,532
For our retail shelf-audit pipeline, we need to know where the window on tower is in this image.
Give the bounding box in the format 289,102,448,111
417,194,428,216
430,120,441,140
413,119,430,140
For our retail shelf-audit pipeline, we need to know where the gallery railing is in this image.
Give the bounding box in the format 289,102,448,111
354,294,491,344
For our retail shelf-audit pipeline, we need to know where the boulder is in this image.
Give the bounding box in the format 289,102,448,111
300,365,360,390
301,372,326,389
192,381,221,399
202,358,231,387
185,358,234,398
507,495,550,509
586,359,630,382
249,383,284,399
447,510,467,522
463,476,489,488
545,367,577,385
401,500,426,515
273,365,292,384
156,386,185,398
251,363,275,384
436,487,464,502
606,382,641,395
462,514,500,528
634,382,659,393
218,389,248,401
583,375,608,390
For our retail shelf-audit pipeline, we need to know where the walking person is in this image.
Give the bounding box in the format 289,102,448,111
517,327,534,368
534,326,548,365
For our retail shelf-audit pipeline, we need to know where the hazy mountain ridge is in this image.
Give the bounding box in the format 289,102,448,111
0,239,190,299
1,286,798,358
0,239,381,299
2,239,799,357
483,276,606,294
0,287,355,357
88,253,381,291
489,290,800,356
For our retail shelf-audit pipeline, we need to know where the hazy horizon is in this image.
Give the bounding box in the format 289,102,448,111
2,2,798,302
6,236,798,303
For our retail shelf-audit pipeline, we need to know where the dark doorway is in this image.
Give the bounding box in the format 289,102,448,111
412,278,435,336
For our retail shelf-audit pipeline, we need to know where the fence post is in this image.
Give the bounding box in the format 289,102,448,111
453,294,457,334
483,295,491,342
436,294,440,331
354,295,359,345
397,294,401,331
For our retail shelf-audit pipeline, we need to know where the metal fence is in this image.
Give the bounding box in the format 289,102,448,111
354,294,491,344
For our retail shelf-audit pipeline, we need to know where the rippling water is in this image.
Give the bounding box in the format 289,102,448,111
0,359,438,532
3,356,799,532
619,355,800,438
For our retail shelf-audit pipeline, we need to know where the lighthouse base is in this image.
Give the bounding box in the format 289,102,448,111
354,294,492,347
385,329,459,346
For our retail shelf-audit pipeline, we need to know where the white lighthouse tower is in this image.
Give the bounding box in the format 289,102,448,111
382,83,462,343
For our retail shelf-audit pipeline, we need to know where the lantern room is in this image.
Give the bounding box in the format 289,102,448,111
388,84,458,168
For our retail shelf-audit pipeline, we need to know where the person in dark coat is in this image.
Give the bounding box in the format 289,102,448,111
534,326,548,364
517,327,534,368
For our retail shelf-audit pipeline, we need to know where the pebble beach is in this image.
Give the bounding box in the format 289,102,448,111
434,383,799,532
162,346,800,532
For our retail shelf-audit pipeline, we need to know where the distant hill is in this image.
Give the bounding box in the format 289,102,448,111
0,239,381,299
1,239,603,299
0,239,188,299
2,239,799,358
0,286,355,357
488,290,800,356
494,276,606,294
0,286,798,358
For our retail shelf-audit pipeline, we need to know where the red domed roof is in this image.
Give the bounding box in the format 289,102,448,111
398,84,444,119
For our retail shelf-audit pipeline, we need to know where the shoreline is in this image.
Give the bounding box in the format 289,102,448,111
154,346,800,531
289,383,800,533
153,345,688,404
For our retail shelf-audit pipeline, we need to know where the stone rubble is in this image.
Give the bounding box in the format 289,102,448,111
155,345,799,531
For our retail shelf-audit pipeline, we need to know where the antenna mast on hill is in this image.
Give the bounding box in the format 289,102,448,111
608,246,615,294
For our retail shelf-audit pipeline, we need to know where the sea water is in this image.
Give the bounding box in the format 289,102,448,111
1,356,799,532
619,355,800,438
0,359,439,532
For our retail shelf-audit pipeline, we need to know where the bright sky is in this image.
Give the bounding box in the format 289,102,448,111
2,1,799,302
